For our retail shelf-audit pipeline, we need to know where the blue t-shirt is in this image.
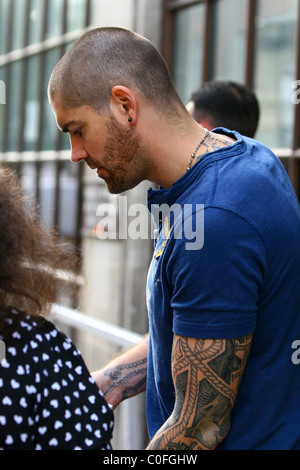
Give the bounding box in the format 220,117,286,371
146,129,300,450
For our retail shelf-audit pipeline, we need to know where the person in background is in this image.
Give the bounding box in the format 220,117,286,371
0,164,114,450
186,80,260,138
48,27,300,450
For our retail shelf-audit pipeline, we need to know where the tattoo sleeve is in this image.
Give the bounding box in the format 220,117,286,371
147,334,252,450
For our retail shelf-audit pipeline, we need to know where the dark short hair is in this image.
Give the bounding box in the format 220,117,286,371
190,81,260,137
48,27,184,119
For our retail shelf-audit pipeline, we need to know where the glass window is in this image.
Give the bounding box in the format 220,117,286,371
0,0,9,54
41,46,71,151
38,161,57,229
67,0,87,31
58,161,80,237
46,0,65,39
42,48,63,150
28,0,45,45
60,42,77,150
0,0,92,244
11,0,27,51
61,129,71,150
172,3,205,105
31,161,79,236
211,0,248,82
253,0,298,148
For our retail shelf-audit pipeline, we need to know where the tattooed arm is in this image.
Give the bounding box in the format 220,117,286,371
147,333,252,450
92,335,148,409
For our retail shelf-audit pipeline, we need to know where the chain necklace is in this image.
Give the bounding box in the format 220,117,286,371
187,129,231,171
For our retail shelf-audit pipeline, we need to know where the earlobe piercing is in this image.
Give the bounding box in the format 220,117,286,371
128,117,132,122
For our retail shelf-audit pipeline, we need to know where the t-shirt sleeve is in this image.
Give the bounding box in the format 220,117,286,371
167,207,267,339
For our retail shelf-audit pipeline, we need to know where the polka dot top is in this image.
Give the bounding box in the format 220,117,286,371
0,306,114,450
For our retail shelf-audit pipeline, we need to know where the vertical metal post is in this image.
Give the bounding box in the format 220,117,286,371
2,0,14,153
202,0,213,82
245,0,257,88
17,0,30,158
161,0,173,67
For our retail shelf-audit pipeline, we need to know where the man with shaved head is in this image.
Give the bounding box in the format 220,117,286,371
48,27,300,450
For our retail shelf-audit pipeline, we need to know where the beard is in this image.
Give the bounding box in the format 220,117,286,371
98,116,152,194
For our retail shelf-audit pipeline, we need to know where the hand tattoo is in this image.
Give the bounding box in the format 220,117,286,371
104,358,147,400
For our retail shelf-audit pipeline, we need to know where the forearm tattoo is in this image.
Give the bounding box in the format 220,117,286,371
104,358,147,400
148,335,252,450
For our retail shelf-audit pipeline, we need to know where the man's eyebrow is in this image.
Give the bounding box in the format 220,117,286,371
60,120,82,133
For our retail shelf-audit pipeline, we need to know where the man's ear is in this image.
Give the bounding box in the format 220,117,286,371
110,86,138,125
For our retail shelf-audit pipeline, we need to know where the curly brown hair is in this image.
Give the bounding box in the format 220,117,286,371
0,164,81,325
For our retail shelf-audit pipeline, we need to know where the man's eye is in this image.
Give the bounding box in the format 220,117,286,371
73,128,82,136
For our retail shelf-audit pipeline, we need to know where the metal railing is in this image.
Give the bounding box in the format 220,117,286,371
51,303,144,348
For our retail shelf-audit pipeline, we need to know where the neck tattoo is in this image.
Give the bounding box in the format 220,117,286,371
187,129,231,171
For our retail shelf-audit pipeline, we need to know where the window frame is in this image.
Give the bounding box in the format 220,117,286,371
0,0,92,244
162,0,300,196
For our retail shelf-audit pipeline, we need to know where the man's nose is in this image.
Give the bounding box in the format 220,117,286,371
70,138,89,163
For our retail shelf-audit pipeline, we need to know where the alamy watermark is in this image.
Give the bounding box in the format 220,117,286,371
0,80,5,105
94,196,204,251
0,340,6,362
292,80,300,105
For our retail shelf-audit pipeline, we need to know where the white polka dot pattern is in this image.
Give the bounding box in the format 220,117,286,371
0,307,114,450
